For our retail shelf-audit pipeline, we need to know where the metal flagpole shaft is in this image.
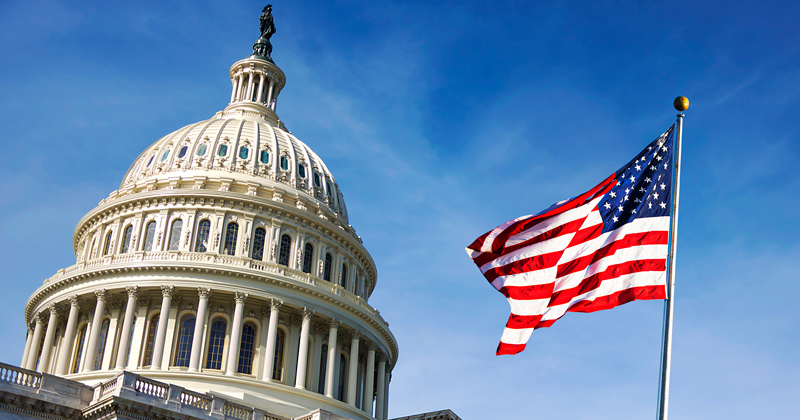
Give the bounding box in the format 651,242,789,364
657,96,687,420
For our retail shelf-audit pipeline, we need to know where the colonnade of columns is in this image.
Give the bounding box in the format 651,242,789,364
230,68,279,111
21,285,393,419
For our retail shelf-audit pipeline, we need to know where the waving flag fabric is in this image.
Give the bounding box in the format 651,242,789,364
467,126,675,355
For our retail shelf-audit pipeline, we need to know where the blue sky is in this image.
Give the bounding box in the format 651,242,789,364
1,1,799,419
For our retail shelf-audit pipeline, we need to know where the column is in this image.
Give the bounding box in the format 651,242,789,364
149,285,173,370
188,287,211,372
25,314,45,370
363,343,376,415
256,74,265,104
286,315,300,386
55,296,80,375
82,289,107,372
20,326,33,368
127,297,150,369
294,307,314,389
324,318,341,397
347,330,361,405
115,287,139,370
310,323,325,392
38,304,60,373
383,371,391,420
262,299,282,381
266,80,275,108
375,354,387,420
245,72,254,102
225,292,248,375
230,75,239,103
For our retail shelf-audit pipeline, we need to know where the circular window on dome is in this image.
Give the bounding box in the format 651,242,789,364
259,150,269,164
298,164,306,178
197,144,207,156
239,146,249,159
218,144,228,157
161,149,171,162
147,155,154,167
313,171,321,187
178,146,188,158
280,156,289,171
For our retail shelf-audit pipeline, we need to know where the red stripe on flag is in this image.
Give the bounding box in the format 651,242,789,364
567,222,602,248
549,259,666,307
500,283,555,300
505,313,543,329
472,218,585,268
497,342,526,356
483,251,562,283
567,285,666,313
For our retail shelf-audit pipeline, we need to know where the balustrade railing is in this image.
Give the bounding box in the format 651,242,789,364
179,388,212,410
134,377,168,398
224,401,254,420
0,363,41,389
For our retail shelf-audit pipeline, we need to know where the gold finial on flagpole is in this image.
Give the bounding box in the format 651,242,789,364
673,96,689,112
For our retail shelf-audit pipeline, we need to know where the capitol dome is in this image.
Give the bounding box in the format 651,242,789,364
16,7,397,420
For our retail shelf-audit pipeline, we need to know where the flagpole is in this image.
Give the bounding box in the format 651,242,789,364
657,96,688,420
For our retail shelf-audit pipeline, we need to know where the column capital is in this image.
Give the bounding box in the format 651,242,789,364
33,312,44,324
125,286,139,299
377,352,387,363
48,303,59,315
350,329,362,341
234,291,248,304
328,318,341,329
197,287,212,299
301,307,315,320
160,285,175,298
68,295,81,307
94,289,108,302
269,298,283,311
366,341,378,352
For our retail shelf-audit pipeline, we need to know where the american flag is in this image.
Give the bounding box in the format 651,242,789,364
467,126,675,355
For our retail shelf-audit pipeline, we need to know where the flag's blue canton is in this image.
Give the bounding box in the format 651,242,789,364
598,126,674,233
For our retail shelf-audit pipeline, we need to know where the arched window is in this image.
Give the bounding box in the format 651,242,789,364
93,319,110,370
142,221,156,251
195,220,211,252
278,234,291,266
173,315,196,367
71,325,87,374
168,219,182,251
302,243,314,274
120,225,133,254
318,344,328,393
223,222,238,255
205,318,227,370
272,329,285,381
280,155,289,171
252,227,267,260
323,253,332,281
102,231,113,255
337,353,347,401
142,314,159,366
340,263,348,289
237,322,257,374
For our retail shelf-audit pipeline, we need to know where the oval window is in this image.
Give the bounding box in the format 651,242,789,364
218,144,228,157
259,150,269,164
239,147,249,159
313,172,321,187
197,144,207,156
147,155,154,167
298,164,306,178
178,146,188,158
280,156,289,171
161,150,171,162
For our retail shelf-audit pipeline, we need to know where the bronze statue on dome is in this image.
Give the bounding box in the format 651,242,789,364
253,4,276,62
